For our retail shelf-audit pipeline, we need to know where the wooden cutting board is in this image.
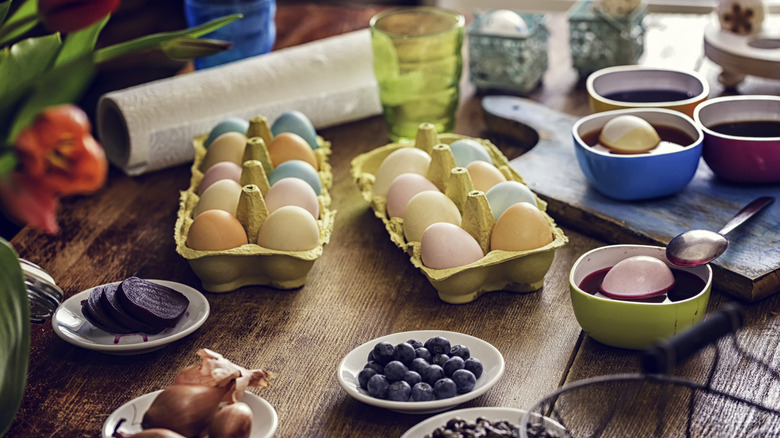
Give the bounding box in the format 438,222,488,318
482,96,779,302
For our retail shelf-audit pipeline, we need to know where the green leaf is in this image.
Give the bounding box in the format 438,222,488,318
0,0,39,47
0,1,11,25
0,151,16,176
56,15,108,67
0,238,30,436
94,14,241,64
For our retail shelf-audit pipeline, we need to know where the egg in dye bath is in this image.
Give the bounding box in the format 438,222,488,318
373,148,432,197
449,139,492,168
466,161,507,193
264,177,320,219
193,179,242,218
598,115,661,154
204,117,249,148
267,132,319,170
486,181,538,222
420,223,484,269
257,205,320,251
186,209,248,251
197,161,242,196
201,132,247,172
403,191,461,242
269,160,322,195
386,173,441,218
599,255,675,300
271,111,319,150
491,202,553,252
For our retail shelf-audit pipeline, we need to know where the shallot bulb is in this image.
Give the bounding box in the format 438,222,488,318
141,384,229,437
113,428,187,438
209,402,253,438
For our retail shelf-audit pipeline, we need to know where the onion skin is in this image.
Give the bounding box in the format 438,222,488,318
208,402,253,438
141,385,227,437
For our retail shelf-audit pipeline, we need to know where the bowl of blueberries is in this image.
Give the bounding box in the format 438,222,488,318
337,330,505,414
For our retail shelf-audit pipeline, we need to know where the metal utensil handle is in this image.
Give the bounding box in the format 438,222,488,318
719,196,775,236
640,303,744,375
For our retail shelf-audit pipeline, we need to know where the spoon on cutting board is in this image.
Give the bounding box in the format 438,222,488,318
666,196,775,267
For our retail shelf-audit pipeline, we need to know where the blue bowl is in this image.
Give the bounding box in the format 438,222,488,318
572,108,703,201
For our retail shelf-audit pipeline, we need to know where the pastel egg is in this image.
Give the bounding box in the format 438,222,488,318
420,223,484,269
193,179,242,218
486,180,537,222
204,117,249,148
403,191,461,243
201,132,247,172
598,115,660,154
271,111,319,150
257,205,319,251
264,177,319,219
491,203,553,252
186,209,248,251
197,161,242,196
466,161,507,193
268,132,319,170
449,139,492,168
600,255,675,300
373,148,432,197
386,173,440,219
269,160,322,195
481,9,530,36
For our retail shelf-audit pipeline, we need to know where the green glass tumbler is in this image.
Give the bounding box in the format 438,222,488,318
370,7,465,142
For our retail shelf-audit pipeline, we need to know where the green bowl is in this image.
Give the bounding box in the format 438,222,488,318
569,244,712,350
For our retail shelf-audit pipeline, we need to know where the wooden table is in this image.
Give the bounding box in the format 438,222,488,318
6,5,780,437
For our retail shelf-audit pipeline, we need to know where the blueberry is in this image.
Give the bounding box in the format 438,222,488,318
432,354,450,367
411,358,431,375
367,374,390,399
464,357,483,379
433,378,457,399
364,360,384,374
415,347,432,363
393,342,416,365
358,368,377,390
387,380,412,401
384,360,408,382
403,370,421,387
452,369,476,393
443,356,465,377
425,337,451,355
450,344,470,360
407,339,423,350
421,364,445,385
372,341,395,365
367,350,375,362
411,382,434,401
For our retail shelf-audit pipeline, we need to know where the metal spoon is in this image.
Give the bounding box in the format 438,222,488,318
666,196,775,267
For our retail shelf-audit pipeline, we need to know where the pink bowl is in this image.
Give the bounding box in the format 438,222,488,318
693,95,780,183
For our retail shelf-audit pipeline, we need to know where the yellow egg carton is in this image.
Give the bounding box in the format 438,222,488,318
174,116,336,292
351,124,567,304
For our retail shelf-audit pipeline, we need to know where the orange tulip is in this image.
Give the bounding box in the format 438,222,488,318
0,173,59,234
38,0,121,33
14,104,107,196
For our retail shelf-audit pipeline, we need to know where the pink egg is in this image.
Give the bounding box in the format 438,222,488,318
420,223,484,269
386,173,440,218
263,177,320,219
600,255,675,300
198,161,242,196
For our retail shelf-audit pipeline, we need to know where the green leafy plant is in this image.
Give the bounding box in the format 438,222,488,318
0,238,28,436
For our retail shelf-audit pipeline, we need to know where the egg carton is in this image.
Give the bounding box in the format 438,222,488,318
174,116,336,292
351,124,568,304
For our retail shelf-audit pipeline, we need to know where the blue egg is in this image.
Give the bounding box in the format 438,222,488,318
205,117,249,148
486,181,537,221
271,111,319,150
449,139,492,168
269,160,322,195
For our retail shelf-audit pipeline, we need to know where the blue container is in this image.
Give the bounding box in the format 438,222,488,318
185,0,276,70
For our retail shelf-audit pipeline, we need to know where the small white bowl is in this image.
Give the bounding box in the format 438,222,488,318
337,330,505,414
401,406,567,437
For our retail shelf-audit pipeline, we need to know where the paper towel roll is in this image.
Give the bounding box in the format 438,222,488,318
97,29,382,176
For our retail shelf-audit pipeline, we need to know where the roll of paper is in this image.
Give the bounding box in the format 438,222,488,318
97,29,382,176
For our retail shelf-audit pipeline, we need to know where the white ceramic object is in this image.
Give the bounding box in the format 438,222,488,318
402,406,567,438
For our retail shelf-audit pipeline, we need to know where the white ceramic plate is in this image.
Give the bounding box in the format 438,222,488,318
52,279,209,355
401,407,568,438
102,390,278,438
337,330,505,414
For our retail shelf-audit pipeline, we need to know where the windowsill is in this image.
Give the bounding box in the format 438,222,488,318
435,0,780,14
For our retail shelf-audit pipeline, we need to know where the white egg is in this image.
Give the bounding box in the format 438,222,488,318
373,148,431,197
481,10,530,36
403,191,461,243
598,115,661,154
193,179,242,218
257,205,319,251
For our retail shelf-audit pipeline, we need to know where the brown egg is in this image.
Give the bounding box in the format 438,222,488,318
490,202,553,252
200,132,247,172
268,132,319,170
186,210,248,251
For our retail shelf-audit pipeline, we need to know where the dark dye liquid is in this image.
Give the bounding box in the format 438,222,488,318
581,124,695,148
709,120,780,138
579,266,705,303
602,89,695,103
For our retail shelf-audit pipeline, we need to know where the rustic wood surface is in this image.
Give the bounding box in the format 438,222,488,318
6,4,780,438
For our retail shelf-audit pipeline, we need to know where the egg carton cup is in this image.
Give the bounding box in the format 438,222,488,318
351,124,568,304
174,116,336,292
